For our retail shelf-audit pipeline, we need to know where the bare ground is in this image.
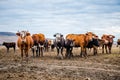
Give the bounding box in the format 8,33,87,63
0,46,120,80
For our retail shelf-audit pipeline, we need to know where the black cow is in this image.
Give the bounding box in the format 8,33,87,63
64,39,74,58
54,33,65,59
86,38,99,55
116,39,120,53
2,42,16,53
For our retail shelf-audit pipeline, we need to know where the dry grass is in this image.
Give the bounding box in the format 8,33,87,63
0,45,120,80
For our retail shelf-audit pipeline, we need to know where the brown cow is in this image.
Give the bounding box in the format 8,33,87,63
101,34,115,53
66,32,99,57
16,31,33,59
44,39,51,52
31,34,40,57
32,33,45,57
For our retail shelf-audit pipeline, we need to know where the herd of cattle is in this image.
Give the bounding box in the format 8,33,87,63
2,30,120,59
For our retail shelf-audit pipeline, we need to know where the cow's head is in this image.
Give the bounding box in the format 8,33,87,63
16,31,30,43
108,35,115,43
101,34,115,44
65,39,74,47
54,33,63,42
2,42,6,45
85,32,95,42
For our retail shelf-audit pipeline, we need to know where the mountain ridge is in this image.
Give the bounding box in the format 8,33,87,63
0,32,16,36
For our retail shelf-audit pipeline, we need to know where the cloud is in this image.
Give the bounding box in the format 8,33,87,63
0,0,120,40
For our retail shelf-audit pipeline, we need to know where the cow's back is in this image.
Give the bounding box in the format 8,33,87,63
37,33,45,42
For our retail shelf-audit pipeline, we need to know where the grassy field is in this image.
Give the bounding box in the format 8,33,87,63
0,45,120,80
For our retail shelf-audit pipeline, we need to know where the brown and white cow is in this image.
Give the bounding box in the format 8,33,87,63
66,32,99,58
101,34,115,53
31,34,40,57
16,31,33,59
44,39,51,52
32,33,45,57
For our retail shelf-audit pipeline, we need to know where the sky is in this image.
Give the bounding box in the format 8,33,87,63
0,0,120,40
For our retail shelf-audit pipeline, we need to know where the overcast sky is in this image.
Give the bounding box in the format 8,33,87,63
0,0,120,40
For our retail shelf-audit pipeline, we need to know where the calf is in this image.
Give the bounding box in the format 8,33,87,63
2,42,16,53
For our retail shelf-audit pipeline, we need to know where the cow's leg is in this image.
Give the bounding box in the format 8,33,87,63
65,48,68,58
61,48,64,59
85,48,87,56
84,48,87,58
57,47,59,57
105,45,108,54
25,49,28,58
21,49,23,59
93,46,98,55
108,45,112,54
68,48,71,58
80,47,83,57
70,47,73,57
25,49,29,62
14,46,15,53
40,47,44,57
80,47,86,58
66,48,70,58
38,47,40,57
93,48,97,55
32,48,35,57
36,48,38,57
102,45,104,53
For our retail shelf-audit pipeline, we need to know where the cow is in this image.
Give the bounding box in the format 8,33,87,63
32,33,45,57
85,32,99,55
101,34,115,54
54,33,65,59
117,39,120,53
31,34,40,57
64,39,74,58
117,39,120,47
66,34,87,57
37,33,45,57
2,42,16,53
44,39,51,52
66,32,99,58
51,39,55,51
16,31,33,59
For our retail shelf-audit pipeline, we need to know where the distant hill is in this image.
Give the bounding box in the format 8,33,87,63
0,32,17,45
0,32,16,36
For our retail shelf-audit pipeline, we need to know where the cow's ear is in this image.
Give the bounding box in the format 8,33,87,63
16,33,20,36
26,32,30,36
61,35,63,37
53,34,56,37
107,36,109,38
113,35,115,38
